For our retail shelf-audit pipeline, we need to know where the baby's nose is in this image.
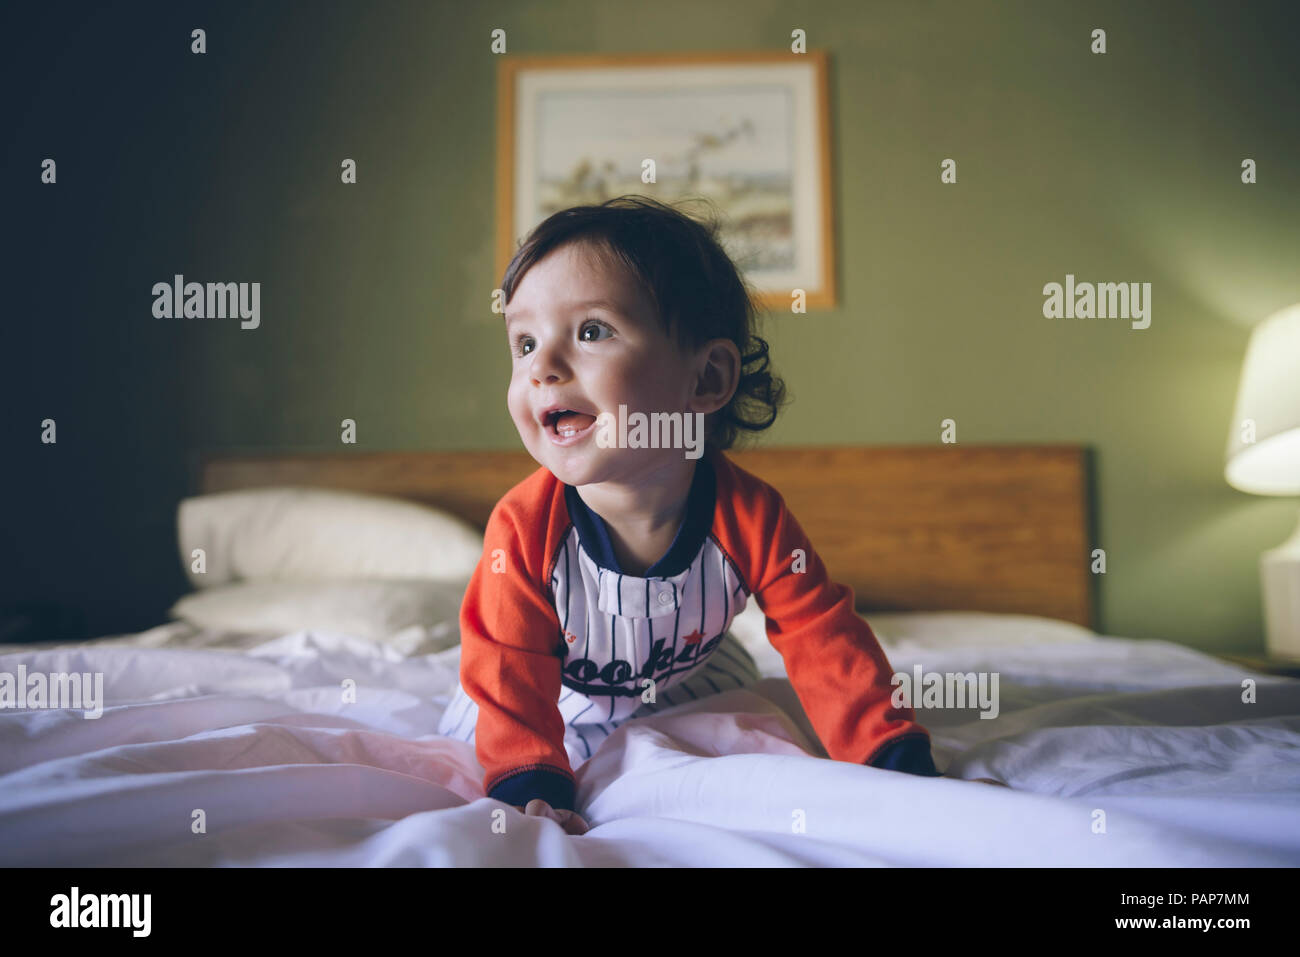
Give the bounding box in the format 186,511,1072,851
529,346,571,383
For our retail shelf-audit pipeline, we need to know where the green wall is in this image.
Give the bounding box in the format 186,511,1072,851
8,0,1298,652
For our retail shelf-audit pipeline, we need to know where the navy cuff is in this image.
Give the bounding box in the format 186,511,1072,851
870,735,943,777
487,767,576,811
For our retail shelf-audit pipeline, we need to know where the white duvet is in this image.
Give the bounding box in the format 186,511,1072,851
1,609,1297,867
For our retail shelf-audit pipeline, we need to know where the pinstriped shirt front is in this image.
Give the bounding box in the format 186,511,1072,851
549,516,750,728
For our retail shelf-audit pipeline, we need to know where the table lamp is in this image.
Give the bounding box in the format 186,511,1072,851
1225,303,1300,659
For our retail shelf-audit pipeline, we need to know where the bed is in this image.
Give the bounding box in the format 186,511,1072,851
2,444,1297,867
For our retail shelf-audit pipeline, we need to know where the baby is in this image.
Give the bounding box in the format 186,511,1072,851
437,196,999,836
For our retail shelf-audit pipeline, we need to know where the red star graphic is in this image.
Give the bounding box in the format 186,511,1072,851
565,631,578,644
681,630,705,645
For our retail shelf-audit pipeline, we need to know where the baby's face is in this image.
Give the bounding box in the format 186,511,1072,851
504,242,701,488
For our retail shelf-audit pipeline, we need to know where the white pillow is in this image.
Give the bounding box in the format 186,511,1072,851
177,487,484,587
860,610,1096,647
168,579,465,650
727,601,1095,652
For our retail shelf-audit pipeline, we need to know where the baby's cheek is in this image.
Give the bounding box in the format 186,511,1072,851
505,383,527,424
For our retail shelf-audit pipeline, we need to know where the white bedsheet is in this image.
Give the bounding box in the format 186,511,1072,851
1,617,1297,867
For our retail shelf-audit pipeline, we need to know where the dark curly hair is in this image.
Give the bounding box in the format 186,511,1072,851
500,195,788,452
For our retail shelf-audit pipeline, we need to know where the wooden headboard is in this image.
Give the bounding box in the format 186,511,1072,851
195,444,1096,628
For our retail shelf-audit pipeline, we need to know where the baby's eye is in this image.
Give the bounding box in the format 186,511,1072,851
580,319,613,342
512,335,535,357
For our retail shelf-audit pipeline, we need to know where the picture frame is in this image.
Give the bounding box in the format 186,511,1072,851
496,50,837,311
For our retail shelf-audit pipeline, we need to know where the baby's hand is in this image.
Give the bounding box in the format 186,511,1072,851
513,799,590,835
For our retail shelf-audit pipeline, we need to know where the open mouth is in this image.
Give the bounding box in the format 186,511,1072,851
544,408,599,438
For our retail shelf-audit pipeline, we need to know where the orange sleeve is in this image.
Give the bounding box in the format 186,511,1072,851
458,491,576,809
713,459,933,767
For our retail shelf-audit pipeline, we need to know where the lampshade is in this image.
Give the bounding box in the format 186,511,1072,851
1225,303,1300,496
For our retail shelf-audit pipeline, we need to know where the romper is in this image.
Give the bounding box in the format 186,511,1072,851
438,451,761,768
438,446,940,812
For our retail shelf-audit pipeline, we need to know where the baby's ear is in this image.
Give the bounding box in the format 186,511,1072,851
702,339,742,405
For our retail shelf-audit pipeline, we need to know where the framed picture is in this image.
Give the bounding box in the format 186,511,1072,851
496,50,837,311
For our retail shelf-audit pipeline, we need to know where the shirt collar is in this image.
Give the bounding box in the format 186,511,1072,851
563,451,716,579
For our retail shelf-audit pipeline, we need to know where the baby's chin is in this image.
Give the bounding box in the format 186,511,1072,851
519,429,611,483
529,445,613,487
528,440,690,489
